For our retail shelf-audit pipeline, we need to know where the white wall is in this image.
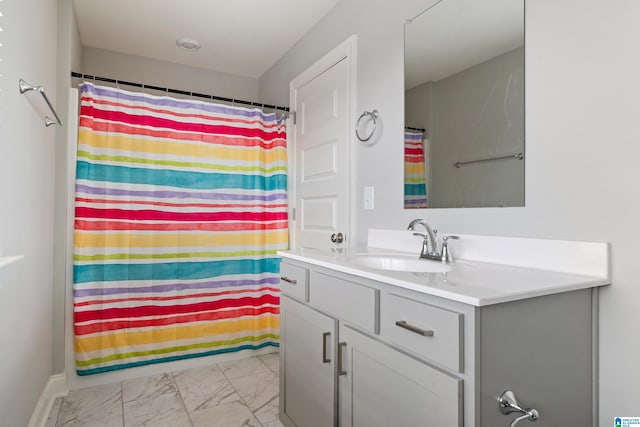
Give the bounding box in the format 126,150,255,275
82,47,260,102
0,0,58,425
52,0,83,376
259,0,640,422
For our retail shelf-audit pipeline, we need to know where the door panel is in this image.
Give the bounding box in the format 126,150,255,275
301,89,338,134
302,141,337,181
301,197,337,232
292,57,350,250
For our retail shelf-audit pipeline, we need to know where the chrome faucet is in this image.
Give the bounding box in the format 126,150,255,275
407,218,431,232
407,219,440,260
498,390,540,427
407,219,459,263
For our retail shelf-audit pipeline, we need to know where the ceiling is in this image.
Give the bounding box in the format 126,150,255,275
73,0,341,79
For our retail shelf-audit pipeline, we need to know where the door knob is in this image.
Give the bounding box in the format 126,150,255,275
330,232,344,243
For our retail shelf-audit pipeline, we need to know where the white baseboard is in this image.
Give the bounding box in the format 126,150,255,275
28,373,69,427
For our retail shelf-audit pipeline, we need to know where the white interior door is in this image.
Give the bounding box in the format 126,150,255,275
290,37,355,250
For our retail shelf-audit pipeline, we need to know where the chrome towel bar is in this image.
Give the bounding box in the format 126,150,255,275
454,152,523,168
19,79,63,127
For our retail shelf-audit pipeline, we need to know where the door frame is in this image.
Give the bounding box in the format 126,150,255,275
288,35,357,250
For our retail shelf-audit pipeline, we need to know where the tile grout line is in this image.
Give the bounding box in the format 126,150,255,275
253,355,278,426
172,371,195,427
256,355,280,427
262,354,279,376
120,381,125,427
56,397,63,427
53,397,63,427
221,358,271,427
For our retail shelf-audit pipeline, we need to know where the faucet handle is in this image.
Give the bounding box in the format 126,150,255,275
412,232,428,239
440,235,459,263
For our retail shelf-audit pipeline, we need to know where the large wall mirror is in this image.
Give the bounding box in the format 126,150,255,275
404,0,524,209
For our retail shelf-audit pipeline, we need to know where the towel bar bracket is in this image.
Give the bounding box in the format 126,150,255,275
19,79,63,127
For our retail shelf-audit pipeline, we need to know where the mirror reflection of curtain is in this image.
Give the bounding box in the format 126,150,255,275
404,130,428,208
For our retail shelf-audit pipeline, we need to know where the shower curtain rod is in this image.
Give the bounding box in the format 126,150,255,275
71,72,290,113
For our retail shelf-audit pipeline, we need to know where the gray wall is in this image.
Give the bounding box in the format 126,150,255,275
259,0,640,422
81,47,260,102
0,0,58,425
405,82,433,134
405,47,524,208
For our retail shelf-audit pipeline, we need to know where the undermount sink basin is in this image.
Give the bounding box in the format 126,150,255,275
342,253,452,273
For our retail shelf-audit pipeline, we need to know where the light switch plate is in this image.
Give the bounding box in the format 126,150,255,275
364,186,374,210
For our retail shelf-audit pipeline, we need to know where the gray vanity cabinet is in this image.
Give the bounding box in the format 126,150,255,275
279,258,596,427
279,260,464,427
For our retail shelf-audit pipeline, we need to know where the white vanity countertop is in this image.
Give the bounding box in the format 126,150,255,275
277,247,610,306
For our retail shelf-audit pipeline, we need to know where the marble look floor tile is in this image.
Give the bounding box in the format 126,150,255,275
261,421,285,427
190,401,261,427
258,353,279,375
45,397,63,427
123,391,191,427
228,371,278,412
218,356,270,379
173,365,240,413
56,383,123,427
253,396,279,425
122,373,177,403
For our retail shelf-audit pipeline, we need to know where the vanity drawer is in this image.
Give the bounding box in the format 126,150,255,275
280,262,308,301
309,271,379,333
381,293,463,372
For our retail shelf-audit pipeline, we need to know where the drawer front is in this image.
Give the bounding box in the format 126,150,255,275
309,271,379,333
381,293,463,372
280,262,308,301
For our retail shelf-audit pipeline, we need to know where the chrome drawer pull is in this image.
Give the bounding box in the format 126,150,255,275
338,342,347,376
395,320,434,337
322,332,331,363
281,276,297,285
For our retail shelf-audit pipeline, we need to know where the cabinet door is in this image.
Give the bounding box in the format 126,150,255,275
339,324,463,427
280,296,337,427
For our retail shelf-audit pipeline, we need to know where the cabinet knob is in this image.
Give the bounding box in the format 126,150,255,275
330,232,344,243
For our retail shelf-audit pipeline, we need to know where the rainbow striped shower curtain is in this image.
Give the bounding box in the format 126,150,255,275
404,131,428,208
73,83,288,375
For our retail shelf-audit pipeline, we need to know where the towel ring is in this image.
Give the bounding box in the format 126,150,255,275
355,109,378,142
